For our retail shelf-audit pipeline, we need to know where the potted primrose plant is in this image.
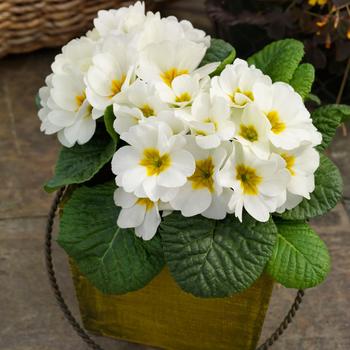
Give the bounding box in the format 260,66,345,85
37,2,348,349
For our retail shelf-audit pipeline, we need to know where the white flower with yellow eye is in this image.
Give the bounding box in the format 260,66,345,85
211,58,271,108
186,93,235,149
113,80,168,135
157,74,208,108
85,36,137,119
218,144,290,222
137,39,218,91
94,1,148,37
114,188,164,240
51,36,96,75
253,82,322,150
274,145,320,213
233,103,271,159
38,69,95,148
112,121,195,202
138,15,210,50
170,137,231,218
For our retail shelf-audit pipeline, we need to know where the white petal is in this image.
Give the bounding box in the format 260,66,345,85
244,195,270,222
114,188,137,208
122,166,148,193
112,146,140,175
136,206,161,240
117,205,146,228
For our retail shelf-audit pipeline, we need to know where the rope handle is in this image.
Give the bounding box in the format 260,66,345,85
45,188,304,350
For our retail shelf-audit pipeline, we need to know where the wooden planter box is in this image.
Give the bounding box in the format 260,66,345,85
70,263,274,350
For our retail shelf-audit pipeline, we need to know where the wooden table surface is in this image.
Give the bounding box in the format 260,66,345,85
0,3,350,348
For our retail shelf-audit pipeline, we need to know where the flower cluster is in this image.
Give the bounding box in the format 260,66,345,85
38,2,322,240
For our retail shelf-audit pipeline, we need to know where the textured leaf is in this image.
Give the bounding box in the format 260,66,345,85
104,105,118,142
280,154,343,220
58,182,164,294
45,124,116,192
160,213,277,297
248,39,304,82
267,221,330,289
312,104,350,151
200,38,236,76
289,63,315,99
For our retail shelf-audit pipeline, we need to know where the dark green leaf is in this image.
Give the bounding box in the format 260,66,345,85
267,220,330,289
200,38,236,76
45,124,116,192
35,93,41,110
160,213,277,298
312,104,350,151
104,105,118,142
289,63,315,99
280,154,342,220
58,182,164,294
248,39,304,83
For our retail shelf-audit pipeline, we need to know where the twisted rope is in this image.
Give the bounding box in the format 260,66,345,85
45,188,304,350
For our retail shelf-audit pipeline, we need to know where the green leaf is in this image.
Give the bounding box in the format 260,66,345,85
44,124,116,192
289,63,315,99
248,39,304,83
104,105,118,142
160,213,277,298
58,182,165,294
267,220,330,289
305,93,321,105
200,38,236,76
35,93,41,110
280,154,343,220
312,104,350,151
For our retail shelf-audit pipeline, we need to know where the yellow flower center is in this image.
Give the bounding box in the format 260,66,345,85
239,124,259,142
236,164,262,195
110,74,126,96
75,92,86,109
161,68,189,87
175,92,192,103
136,198,155,211
188,157,215,192
231,88,254,106
280,153,296,176
139,148,171,176
308,0,327,6
267,110,286,134
140,104,154,118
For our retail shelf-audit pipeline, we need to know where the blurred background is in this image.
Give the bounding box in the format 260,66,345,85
0,0,349,349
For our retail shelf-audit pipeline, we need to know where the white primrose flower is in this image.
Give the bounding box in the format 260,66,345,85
114,188,166,240
157,74,209,108
94,1,148,37
233,103,271,159
112,121,195,202
218,144,290,222
275,145,320,212
38,69,95,148
186,93,235,149
113,79,168,135
138,15,210,50
137,39,218,92
38,75,62,135
211,58,271,108
170,137,231,219
253,82,322,149
85,36,137,119
51,36,96,75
